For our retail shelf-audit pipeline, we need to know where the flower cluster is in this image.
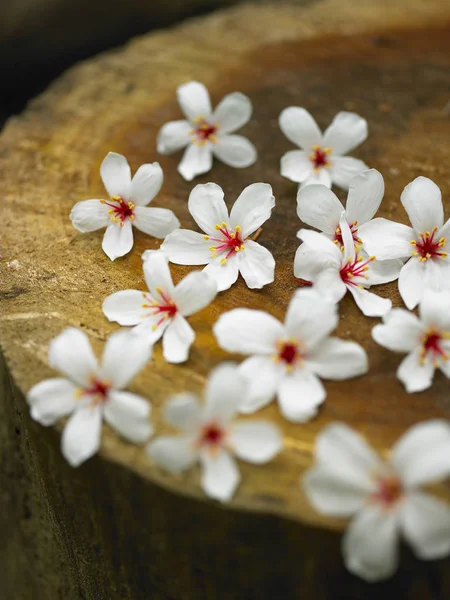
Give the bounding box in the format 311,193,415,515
26,80,450,584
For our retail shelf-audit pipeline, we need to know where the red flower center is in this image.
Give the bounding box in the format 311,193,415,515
191,119,219,145
411,227,447,262
420,328,449,365
340,255,375,285
200,423,225,447
334,221,361,250
204,222,245,265
279,343,298,365
83,379,110,405
372,475,404,508
142,288,177,330
276,340,304,370
309,145,332,171
102,196,135,226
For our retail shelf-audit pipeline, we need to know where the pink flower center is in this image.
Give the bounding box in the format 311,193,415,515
333,221,361,250
411,227,447,262
371,475,404,509
420,328,449,366
142,288,177,330
101,196,135,226
82,378,111,405
204,222,245,266
191,118,219,146
340,254,375,286
309,145,332,172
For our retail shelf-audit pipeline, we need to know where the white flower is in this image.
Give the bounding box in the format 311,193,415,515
295,215,400,317
160,182,275,292
103,251,217,364
157,81,257,181
358,177,450,309
372,290,450,393
303,421,450,582
70,152,180,261
213,290,368,422
147,363,282,502
279,108,368,190
27,328,153,467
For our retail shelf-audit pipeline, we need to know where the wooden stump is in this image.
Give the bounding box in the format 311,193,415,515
1,0,450,597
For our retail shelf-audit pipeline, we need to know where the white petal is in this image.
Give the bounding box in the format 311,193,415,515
102,290,147,326
204,363,244,422
160,229,211,265
419,289,450,330
345,169,384,226
391,419,450,487
347,285,392,317
162,314,195,364
178,143,213,181
373,308,422,353
143,250,175,298
299,168,331,189
401,492,450,559
230,183,275,238
200,450,240,501
188,182,228,235
343,506,399,582
293,245,338,284
237,241,275,289
61,406,102,467
280,150,312,183
130,162,163,206
99,330,152,389
104,390,152,443
366,258,402,285
397,348,434,393
212,92,252,133
156,120,191,155
229,421,282,463
213,308,284,354
48,327,98,387
358,217,413,260
238,356,284,413
296,228,341,263
203,256,239,291
323,112,368,155
278,370,326,423
330,157,369,191
133,206,180,238
102,221,134,261
100,152,131,199
70,199,109,232
132,317,168,345
314,268,347,303
423,256,450,295
173,271,217,317
147,435,197,472
177,81,212,122
279,107,322,149
398,258,426,310
401,177,443,232
27,378,77,426
339,214,356,263
296,185,343,234
163,394,202,431
213,135,257,168
308,338,368,380
284,289,338,349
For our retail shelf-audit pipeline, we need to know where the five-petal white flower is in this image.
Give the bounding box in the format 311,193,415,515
157,81,257,181
70,152,180,261
358,177,450,309
279,108,368,190
147,363,282,502
103,251,217,364
303,421,450,582
27,328,153,467
213,290,368,422
295,215,400,317
372,290,450,393
160,182,275,291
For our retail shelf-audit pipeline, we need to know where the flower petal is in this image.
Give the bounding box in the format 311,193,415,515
104,390,152,443
70,199,109,232
345,169,384,226
27,378,77,426
398,258,426,310
213,135,257,168
132,317,168,345
102,221,134,261
419,289,450,330
173,271,217,317
188,182,228,235
401,492,450,559
330,156,369,191
314,268,347,303
237,241,275,289
279,107,322,149
147,435,198,472
372,308,423,353
296,228,341,263
205,363,245,422
347,285,392,317
212,92,252,134
343,506,399,583
397,348,434,393
177,81,212,122
238,356,284,413
200,450,240,502
130,162,163,206
156,120,191,155
358,217,413,260
99,330,152,389
133,206,180,238
296,185,344,234
163,394,202,431
323,112,368,155
162,314,195,364
308,338,368,380
278,370,326,423
229,421,282,463
366,258,402,285
100,152,131,199
143,250,175,298
280,150,312,183
61,405,102,467
48,327,98,387
102,290,145,326
284,289,338,349
160,229,211,265
230,183,275,237
293,245,339,284
401,176,443,233
203,256,239,291
299,168,332,189
178,143,213,181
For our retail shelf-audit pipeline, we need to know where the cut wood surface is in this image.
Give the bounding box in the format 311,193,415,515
1,0,450,558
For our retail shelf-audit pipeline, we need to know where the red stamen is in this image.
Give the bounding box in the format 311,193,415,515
371,475,403,508
309,145,331,170
207,224,245,263
279,343,298,365
201,423,225,446
421,329,448,365
192,120,218,144
412,228,447,262
334,221,360,248
340,255,374,286
83,379,110,404
103,196,135,224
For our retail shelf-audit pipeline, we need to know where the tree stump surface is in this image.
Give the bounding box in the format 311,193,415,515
1,0,450,597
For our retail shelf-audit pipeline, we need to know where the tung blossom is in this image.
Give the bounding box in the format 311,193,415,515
358,177,450,309
70,152,180,261
103,251,217,364
161,182,275,292
303,421,450,582
213,290,368,422
147,363,282,502
27,328,153,467
157,81,257,181
279,108,368,190
372,290,450,393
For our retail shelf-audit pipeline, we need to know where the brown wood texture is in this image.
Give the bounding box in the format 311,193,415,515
1,0,450,596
